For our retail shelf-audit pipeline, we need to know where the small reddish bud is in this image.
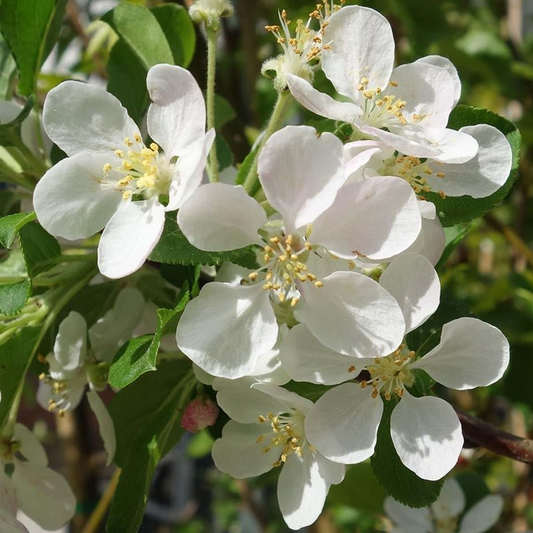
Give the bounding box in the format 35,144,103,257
181,398,219,433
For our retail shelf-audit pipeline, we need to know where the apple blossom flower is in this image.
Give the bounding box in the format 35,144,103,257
0,424,75,530
385,478,504,533
33,64,214,279
177,125,422,378
181,398,219,433
287,6,479,164
298,313,509,481
211,378,344,530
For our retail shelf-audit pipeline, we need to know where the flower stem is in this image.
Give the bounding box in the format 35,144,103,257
81,468,121,533
206,28,220,183
243,90,293,194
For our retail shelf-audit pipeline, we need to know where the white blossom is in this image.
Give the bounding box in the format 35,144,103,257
34,65,214,278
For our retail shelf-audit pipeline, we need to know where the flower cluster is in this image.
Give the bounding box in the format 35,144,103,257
21,1,515,531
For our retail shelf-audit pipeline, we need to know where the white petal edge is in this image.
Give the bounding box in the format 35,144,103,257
416,55,462,107
384,497,432,532
431,478,465,521
458,494,504,533
53,311,87,372
87,391,116,466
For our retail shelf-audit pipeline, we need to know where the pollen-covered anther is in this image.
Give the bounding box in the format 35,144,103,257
103,163,112,173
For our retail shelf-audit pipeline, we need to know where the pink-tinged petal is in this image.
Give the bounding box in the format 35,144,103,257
178,183,266,251
176,283,278,378
305,383,383,463
98,197,166,279
258,126,345,234
411,318,510,390
286,74,362,122
312,177,421,260
34,152,123,240
299,271,405,358
390,391,463,481
147,64,206,156
380,253,440,333
43,80,139,156
322,6,395,103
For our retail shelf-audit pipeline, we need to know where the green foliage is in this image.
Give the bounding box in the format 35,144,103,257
0,33,16,99
421,106,521,227
18,221,60,277
216,135,233,171
0,212,36,248
0,280,31,316
149,212,257,268
0,0,66,96
107,360,195,533
370,400,444,507
436,223,476,270
215,95,237,129
109,288,190,388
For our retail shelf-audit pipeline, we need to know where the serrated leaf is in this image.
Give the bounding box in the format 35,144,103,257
0,326,42,431
109,286,190,388
0,279,31,315
149,212,257,268
420,106,521,227
18,221,60,277
0,0,67,96
371,400,444,507
0,96,35,147
107,360,195,533
102,3,173,70
0,211,36,248
151,4,195,68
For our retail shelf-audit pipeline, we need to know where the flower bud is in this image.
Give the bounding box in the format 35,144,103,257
181,398,219,433
189,0,234,31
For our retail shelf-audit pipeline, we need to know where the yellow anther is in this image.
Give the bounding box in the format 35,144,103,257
39,373,46,380
256,435,265,444
389,80,399,87
124,137,132,147
258,415,266,423
270,237,280,244
122,192,131,200
279,293,286,303
438,190,446,199
437,172,446,178
103,163,112,173
249,272,258,281
114,150,125,158
314,281,323,288
262,447,271,454
348,365,356,373
290,297,299,307
372,389,379,399
134,133,142,143
150,142,159,152
263,253,271,263
360,380,367,388
122,160,133,171
278,255,287,262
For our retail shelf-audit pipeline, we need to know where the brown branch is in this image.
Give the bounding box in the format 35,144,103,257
456,409,533,464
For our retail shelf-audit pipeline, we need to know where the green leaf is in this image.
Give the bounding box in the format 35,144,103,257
327,462,386,514
151,3,196,68
149,212,257,268
406,294,472,357
0,212,36,248
435,222,476,270
0,96,35,147
420,106,521,227
214,95,236,129
102,2,174,70
0,326,41,430
0,33,16,99
235,145,260,186
107,360,195,533
109,287,190,388
370,400,444,507
0,0,67,96
18,221,60,277
0,280,31,315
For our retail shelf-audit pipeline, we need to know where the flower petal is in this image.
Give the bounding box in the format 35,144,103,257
213,377,312,423
147,64,206,156
305,383,383,463
425,125,512,198
258,126,345,233
34,152,122,240
344,140,386,181
12,462,76,531
13,425,48,467
212,420,279,478
87,391,116,466
311,177,421,260
53,311,87,372
98,197,166,279
322,6,395,103
166,129,215,211
432,478,465,521
458,494,504,533
1,512,29,533
43,80,139,156
176,282,278,378
89,288,145,363
280,324,372,385
411,318,510,390
390,391,463,481
416,55,461,106
379,253,440,333
406,211,446,266
384,497,432,532
386,61,456,128
277,452,332,530
251,327,291,385
300,271,405,358
178,183,265,251
286,74,362,122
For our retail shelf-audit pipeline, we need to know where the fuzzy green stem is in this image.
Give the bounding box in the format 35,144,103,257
1,263,98,440
243,90,293,194
206,28,220,182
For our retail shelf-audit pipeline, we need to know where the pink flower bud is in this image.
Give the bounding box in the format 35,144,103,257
181,398,219,433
